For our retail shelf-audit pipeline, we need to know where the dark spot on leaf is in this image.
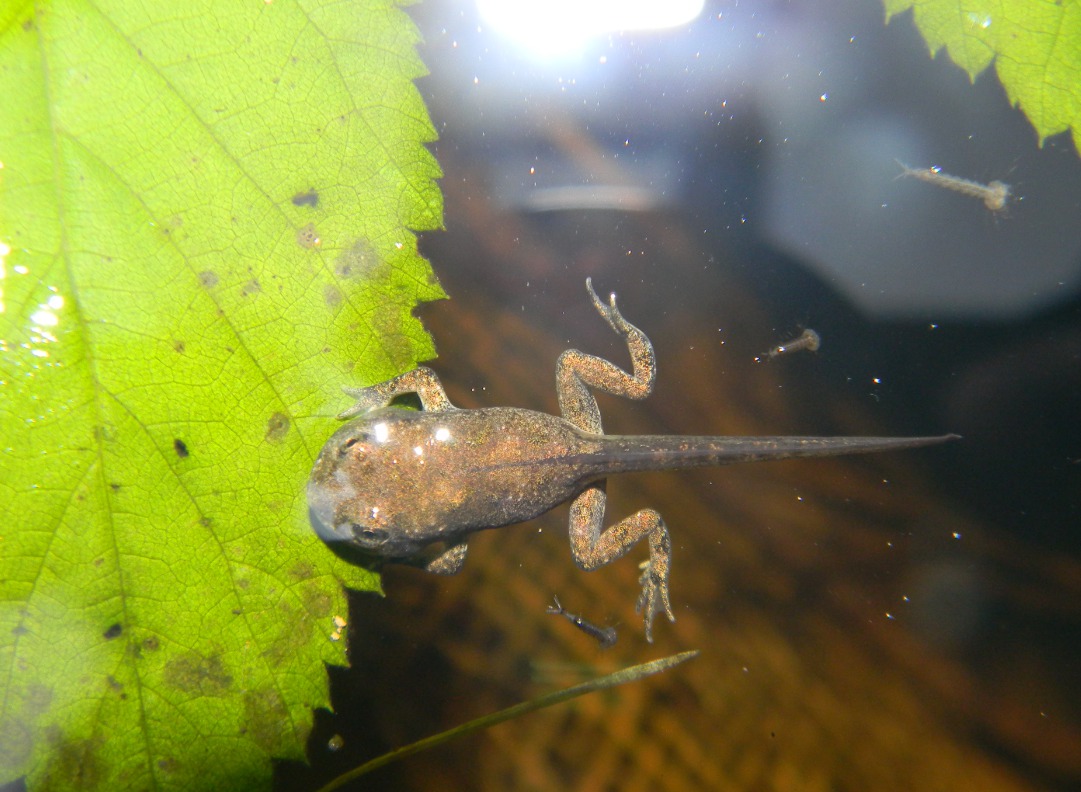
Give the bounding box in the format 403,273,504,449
143,637,160,652
27,684,52,711
232,608,242,616
158,757,179,773
106,675,123,692
324,284,342,308
374,327,414,372
12,624,28,636
242,688,294,753
291,189,319,207
22,18,33,31
241,279,261,297
303,585,333,619
109,482,121,491
93,557,104,567
236,578,250,589
289,561,315,581
263,583,326,665
173,340,185,354
265,412,290,443
163,651,232,696
102,623,122,640
199,516,212,528
334,238,381,280
43,729,103,789
296,223,321,249
173,439,189,458
198,270,218,288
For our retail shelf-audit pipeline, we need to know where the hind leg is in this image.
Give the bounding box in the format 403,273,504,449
558,279,674,642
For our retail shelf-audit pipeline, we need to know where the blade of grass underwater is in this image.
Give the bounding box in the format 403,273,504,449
315,650,700,792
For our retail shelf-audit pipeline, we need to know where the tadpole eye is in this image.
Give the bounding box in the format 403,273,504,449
349,524,389,546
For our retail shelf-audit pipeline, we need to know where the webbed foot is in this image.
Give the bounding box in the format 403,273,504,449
636,559,676,643
585,277,635,337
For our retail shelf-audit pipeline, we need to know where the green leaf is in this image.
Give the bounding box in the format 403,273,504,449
884,0,1081,150
0,1,444,789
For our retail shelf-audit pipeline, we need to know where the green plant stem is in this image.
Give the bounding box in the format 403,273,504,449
315,649,700,792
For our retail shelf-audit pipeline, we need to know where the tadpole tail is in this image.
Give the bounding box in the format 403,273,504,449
591,433,960,475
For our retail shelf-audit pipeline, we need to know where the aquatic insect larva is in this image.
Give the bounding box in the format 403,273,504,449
895,160,1011,213
546,595,617,648
755,328,820,363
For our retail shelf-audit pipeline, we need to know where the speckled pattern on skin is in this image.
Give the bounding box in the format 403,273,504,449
307,279,955,642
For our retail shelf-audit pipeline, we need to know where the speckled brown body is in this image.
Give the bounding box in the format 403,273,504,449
308,279,956,641
308,406,607,559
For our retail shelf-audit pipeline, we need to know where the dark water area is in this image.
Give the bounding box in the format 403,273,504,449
278,1,1081,789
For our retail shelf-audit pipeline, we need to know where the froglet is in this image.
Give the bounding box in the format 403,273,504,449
307,279,956,642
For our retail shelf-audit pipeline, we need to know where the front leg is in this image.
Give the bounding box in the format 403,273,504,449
569,487,674,643
339,366,455,418
425,541,469,575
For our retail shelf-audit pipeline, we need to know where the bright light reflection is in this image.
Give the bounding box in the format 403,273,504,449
0,240,8,314
29,292,64,331
373,422,390,443
29,309,58,327
476,0,705,57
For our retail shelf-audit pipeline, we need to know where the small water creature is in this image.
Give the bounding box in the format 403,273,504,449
895,159,1010,213
546,595,618,648
308,278,957,642
756,328,821,363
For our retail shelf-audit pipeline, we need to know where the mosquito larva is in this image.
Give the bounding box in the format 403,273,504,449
546,595,617,648
755,328,821,363
895,160,1011,213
